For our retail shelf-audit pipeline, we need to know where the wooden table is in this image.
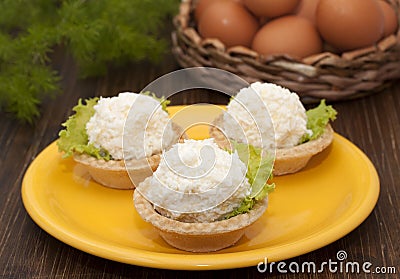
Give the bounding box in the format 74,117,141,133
0,49,399,278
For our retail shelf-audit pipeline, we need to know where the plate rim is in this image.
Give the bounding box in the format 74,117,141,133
21,112,379,270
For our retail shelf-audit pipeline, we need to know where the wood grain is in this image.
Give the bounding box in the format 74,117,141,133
0,47,399,278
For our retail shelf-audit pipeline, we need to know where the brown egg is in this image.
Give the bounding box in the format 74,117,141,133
377,0,399,37
198,1,259,48
316,0,384,51
194,0,244,21
195,0,215,21
243,0,300,18
294,0,319,25
252,15,322,59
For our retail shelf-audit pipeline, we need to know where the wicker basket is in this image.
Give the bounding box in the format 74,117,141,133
171,0,400,103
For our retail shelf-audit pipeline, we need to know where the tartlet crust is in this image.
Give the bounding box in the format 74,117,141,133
73,153,160,190
273,124,333,175
133,190,268,252
209,114,334,175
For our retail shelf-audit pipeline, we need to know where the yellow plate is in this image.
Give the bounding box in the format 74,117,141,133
21,105,379,270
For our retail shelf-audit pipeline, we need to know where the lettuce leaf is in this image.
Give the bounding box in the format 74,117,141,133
225,142,275,219
301,99,337,143
57,98,111,160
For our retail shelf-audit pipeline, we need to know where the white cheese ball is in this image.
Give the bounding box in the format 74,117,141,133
224,82,311,149
86,92,176,160
137,139,251,223
223,85,275,150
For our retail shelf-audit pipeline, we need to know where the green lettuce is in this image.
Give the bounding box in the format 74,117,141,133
225,142,275,219
301,100,337,143
57,98,111,160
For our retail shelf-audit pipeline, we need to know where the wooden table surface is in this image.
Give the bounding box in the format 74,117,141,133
0,47,399,279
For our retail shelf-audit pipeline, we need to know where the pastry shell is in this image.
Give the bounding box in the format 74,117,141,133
273,125,334,175
133,190,268,252
209,114,334,175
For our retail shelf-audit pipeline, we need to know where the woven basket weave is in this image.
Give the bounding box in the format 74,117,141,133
172,0,400,103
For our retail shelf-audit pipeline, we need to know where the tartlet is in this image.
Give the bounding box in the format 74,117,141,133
133,138,274,252
58,92,182,189
209,83,336,175
134,187,268,252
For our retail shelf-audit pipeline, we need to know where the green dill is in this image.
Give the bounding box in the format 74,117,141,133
0,0,179,123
